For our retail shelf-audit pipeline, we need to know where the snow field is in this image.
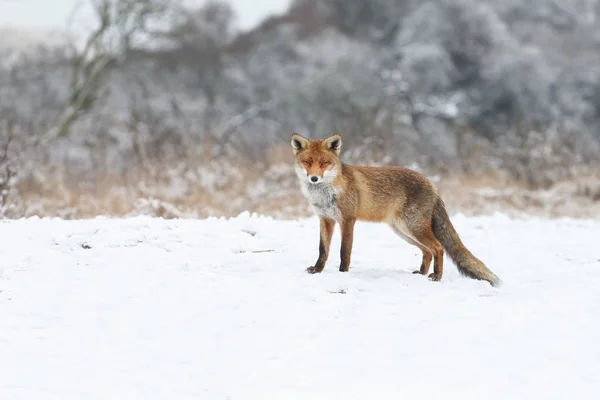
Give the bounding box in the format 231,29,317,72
0,213,599,399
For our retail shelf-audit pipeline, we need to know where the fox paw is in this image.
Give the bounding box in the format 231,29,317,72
412,270,425,275
306,266,323,274
428,273,442,282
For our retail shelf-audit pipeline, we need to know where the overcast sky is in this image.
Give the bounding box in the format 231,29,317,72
0,0,290,32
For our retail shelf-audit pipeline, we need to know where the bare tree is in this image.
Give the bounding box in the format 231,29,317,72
47,0,173,140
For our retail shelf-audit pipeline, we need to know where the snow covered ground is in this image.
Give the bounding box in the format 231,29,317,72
0,213,599,399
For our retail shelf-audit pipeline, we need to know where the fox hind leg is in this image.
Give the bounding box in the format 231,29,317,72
430,240,444,281
409,224,444,282
413,245,433,276
389,220,432,275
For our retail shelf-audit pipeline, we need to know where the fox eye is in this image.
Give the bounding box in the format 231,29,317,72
303,160,311,166
320,161,329,167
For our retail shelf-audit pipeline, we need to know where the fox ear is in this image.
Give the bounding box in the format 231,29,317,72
325,133,342,155
291,133,308,154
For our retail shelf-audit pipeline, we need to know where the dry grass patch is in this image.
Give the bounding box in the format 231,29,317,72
8,160,600,219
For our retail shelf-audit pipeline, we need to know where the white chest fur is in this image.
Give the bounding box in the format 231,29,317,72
300,182,341,221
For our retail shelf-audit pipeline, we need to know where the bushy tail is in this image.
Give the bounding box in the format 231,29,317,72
431,198,502,287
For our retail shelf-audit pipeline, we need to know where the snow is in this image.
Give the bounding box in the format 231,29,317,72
0,213,599,399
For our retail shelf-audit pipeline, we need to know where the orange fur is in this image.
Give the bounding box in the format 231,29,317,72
291,132,501,286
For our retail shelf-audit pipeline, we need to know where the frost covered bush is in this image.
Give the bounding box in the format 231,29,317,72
1,0,600,217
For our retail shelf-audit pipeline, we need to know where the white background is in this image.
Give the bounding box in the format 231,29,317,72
0,0,290,32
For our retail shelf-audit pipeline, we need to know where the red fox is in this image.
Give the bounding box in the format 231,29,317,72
291,132,501,287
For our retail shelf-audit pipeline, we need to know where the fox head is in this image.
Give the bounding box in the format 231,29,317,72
291,132,342,185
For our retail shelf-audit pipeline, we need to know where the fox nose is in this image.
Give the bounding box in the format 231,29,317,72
310,176,319,182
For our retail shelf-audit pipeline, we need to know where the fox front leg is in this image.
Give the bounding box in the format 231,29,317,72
306,218,335,274
338,217,356,272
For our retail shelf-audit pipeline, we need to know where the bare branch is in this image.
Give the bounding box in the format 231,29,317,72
46,0,174,141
